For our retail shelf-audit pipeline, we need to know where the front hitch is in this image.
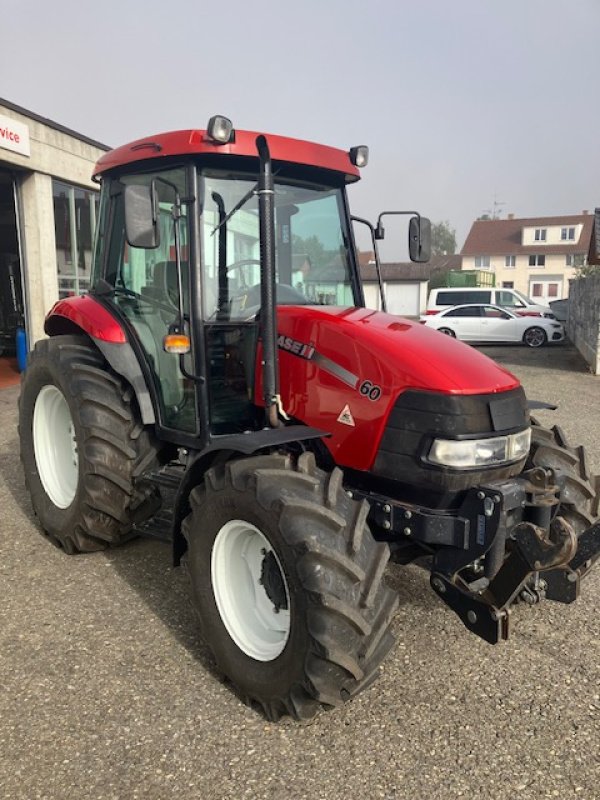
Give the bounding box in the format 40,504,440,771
359,467,600,645
541,518,600,603
431,516,579,644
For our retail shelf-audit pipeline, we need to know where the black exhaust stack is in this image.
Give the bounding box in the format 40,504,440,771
256,135,280,428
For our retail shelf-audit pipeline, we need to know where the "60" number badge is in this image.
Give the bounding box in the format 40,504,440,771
359,380,382,402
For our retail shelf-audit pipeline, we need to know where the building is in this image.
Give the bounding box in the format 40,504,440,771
0,98,109,361
460,213,595,302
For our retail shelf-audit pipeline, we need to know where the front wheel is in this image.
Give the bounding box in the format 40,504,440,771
523,326,547,348
182,453,398,721
527,421,599,535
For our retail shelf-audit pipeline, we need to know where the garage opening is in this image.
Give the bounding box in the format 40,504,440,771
0,169,25,388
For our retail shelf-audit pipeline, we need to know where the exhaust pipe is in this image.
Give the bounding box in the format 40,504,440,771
256,135,280,428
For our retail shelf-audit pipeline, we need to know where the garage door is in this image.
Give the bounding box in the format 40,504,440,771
385,283,420,317
363,283,381,310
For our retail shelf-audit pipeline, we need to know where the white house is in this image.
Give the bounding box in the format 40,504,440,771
461,213,595,302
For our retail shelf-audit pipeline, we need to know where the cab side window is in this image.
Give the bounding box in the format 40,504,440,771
103,168,196,433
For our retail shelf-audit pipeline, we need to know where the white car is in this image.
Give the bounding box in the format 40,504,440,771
426,287,555,318
421,304,565,347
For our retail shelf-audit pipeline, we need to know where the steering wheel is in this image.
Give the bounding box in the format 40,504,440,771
226,259,261,286
112,286,186,319
226,258,261,272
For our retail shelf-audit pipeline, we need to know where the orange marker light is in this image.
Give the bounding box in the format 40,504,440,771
163,333,191,354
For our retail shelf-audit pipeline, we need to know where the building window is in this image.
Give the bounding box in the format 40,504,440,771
505,255,516,268
502,281,514,289
566,253,585,268
53,180,99,298
561,227,576,241
474,255,490,269
528,254,546,267
534,228,547,241
531,281,560,300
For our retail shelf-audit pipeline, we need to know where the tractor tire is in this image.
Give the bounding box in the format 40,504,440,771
19,335,157,554
182,452,398,721
527,420,600,536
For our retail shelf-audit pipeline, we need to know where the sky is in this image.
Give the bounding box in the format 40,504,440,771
2,0,599,258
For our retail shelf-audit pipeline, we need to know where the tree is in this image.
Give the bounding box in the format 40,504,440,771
576,261,600,278
292,234,328,268
431,220,457,256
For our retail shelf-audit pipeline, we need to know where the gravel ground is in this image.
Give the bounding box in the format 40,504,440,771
1,342,599,800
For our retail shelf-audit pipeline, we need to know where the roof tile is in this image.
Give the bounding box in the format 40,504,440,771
461,214,595,256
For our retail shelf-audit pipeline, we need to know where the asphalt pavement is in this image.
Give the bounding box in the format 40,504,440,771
1,341,599,800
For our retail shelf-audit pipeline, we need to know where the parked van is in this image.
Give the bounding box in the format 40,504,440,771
426,287,555,318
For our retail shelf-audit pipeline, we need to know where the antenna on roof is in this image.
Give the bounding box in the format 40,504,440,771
479,193,506,221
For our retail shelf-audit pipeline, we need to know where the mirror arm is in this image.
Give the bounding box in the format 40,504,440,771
376,210,421,227
153,176,190,331
376,210,430,263
351,216,387,313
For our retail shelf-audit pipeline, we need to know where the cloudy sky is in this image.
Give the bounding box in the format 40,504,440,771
3,0,599,255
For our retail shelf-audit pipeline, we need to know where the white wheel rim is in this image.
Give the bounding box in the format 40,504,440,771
32,385,79,509
211,520,291,661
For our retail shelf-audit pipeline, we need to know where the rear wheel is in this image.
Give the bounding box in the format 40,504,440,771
523,326,547,348
438,327,456,337
182,452,398,720
19,335,157,553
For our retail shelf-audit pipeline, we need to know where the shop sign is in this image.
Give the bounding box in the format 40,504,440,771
0,114,30,157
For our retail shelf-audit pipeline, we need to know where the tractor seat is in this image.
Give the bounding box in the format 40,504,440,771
153,260,189,312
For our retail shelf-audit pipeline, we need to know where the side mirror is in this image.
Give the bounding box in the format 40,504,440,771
124,183,160,248
409,216,431,263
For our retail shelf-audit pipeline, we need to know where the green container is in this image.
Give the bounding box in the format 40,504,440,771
446,270,495,288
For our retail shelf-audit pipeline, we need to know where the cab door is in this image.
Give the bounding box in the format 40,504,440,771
101,166,197,434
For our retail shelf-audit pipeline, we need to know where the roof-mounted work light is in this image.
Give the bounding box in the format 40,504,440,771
206,115,234,144
349,145,369,168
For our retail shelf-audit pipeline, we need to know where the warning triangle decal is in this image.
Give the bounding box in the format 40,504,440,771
337,405,355,427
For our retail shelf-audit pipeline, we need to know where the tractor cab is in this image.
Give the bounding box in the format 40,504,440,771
90,124,367,444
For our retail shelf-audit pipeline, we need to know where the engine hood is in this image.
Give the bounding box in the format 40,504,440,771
273,306,521,473
277,305,520,395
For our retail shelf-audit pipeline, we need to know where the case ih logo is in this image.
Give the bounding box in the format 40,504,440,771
0,115,30,157
277,335,315,360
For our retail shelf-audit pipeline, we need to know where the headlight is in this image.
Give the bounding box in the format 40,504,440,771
427,428,531,469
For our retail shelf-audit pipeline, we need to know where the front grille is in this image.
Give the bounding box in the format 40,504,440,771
373,387,528,493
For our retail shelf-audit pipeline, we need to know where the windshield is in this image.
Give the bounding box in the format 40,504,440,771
200,170,357,320
513,289,534,305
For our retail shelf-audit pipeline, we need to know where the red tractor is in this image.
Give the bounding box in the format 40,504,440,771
19,116,600,720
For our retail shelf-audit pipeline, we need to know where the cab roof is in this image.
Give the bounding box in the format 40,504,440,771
94,128,362,182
